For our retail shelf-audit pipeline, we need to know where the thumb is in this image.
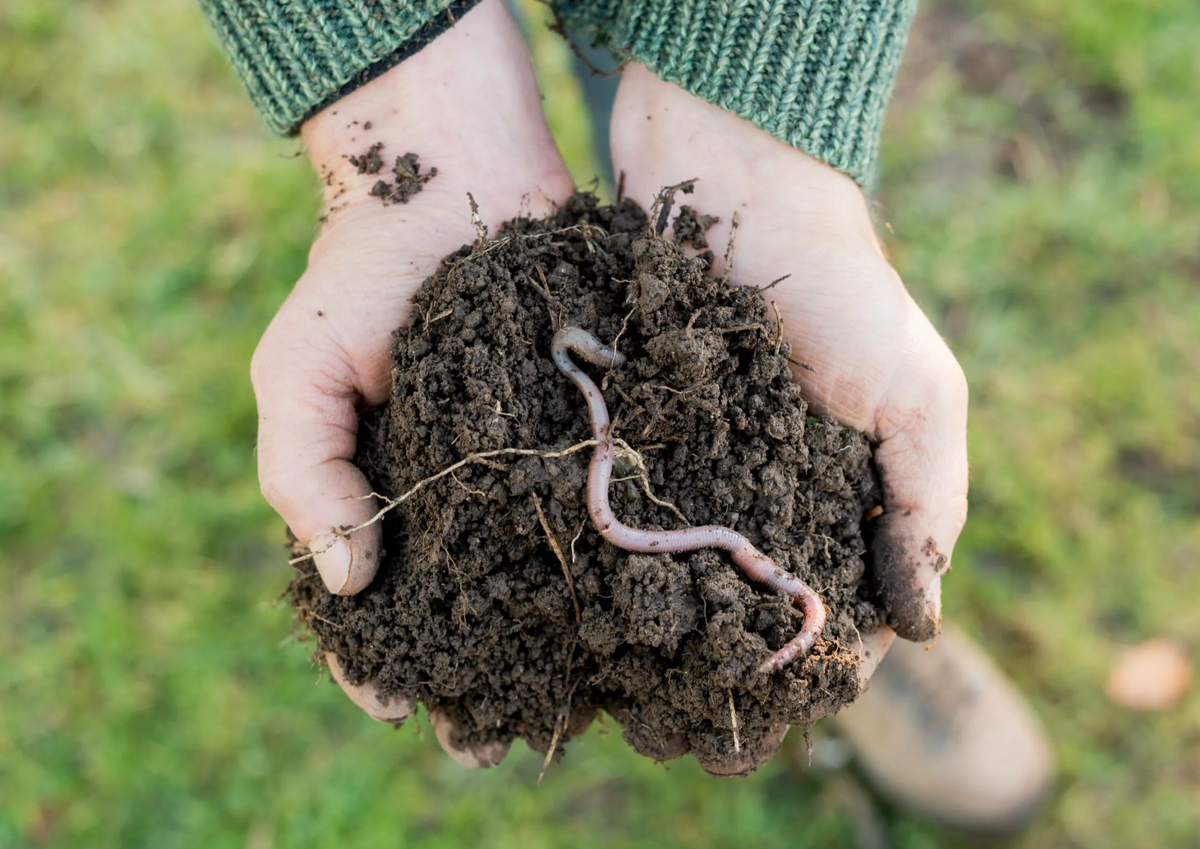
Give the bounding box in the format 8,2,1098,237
869,303,969,641
251,317,384,596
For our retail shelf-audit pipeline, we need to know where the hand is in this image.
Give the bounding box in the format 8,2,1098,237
249,0,574,763
611,66,968,771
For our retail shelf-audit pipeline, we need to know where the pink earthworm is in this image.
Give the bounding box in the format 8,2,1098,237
551,326,827,673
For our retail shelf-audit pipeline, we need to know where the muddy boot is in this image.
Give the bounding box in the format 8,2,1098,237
831,624,1054,832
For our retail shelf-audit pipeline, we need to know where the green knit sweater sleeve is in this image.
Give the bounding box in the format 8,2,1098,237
196,0,483,136
557,0,917,186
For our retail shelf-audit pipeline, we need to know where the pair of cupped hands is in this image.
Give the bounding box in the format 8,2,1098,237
252,0,968,773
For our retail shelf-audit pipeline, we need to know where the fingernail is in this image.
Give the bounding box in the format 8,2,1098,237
311,531,353,594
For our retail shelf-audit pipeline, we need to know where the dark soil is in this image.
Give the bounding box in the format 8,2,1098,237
349,141,385,175
356,147,437,204
289,192,885,773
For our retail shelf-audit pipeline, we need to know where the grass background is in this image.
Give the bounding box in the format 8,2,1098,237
2,0,1198,846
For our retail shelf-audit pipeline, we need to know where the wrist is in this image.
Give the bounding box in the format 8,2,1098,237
613,66,882,259
579,0,916,187
301,0,568,212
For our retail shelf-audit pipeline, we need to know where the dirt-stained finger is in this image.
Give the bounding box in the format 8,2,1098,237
429,709,512,769
251,322,383,596
854,625,898,690
870,306,969,641
326,653,415,723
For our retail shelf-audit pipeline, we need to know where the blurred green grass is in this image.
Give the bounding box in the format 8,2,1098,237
1,0,1198,846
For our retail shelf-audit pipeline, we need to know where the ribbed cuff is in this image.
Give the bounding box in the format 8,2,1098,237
559,0,917,186
199,0,485,136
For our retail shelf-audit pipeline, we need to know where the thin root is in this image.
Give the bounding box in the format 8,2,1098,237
450,470,487,498
532,492,580,625
721,211,739,285
538,720,565,785
569,521,584,564
288,440,598,565
467,192,487,243
608,307,637,366
772,301,784,356
753,273,791,293
651,179,699,237
728,689,741,754
612,438,690,526
848,619,865,658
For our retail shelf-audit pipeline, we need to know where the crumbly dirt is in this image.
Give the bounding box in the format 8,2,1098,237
669,204,719,250
359,148,437,204
289,192,885,773
349,141,385,175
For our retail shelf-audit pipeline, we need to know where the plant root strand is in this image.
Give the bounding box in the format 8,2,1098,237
288,441,598,566
532,492,580,625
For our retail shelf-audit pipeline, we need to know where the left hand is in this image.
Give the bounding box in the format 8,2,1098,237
249,0,575,766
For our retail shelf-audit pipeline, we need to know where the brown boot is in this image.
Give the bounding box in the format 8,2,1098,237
831,624,1054,832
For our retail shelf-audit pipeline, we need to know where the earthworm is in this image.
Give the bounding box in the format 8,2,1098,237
551,327,826,673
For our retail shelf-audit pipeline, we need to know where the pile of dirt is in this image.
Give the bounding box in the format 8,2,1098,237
289,192,885,772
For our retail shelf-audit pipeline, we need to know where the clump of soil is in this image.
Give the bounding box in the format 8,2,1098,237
352,145,436,204
290,192,885,772
349,141,385,175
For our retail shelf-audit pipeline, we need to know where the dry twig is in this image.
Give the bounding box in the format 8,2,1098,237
532,492,580,625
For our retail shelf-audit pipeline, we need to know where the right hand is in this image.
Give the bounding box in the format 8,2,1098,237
610,66,968,774
610,66,969,649
249,0,573,764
